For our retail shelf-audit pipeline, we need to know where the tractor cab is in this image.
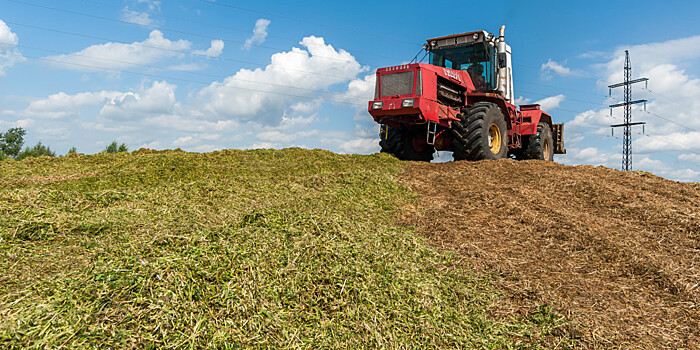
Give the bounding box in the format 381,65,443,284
427,33,495,93
425,28,513,103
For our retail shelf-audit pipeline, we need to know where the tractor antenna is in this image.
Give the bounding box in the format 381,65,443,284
608,50,648,172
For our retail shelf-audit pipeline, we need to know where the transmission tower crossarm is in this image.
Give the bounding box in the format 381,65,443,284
609,99,647,108
608,77,649,89
610,121,646,128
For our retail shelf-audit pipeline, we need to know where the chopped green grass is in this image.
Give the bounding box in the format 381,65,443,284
0,148,566,348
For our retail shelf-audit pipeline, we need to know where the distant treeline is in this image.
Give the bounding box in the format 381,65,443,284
0,127,128,161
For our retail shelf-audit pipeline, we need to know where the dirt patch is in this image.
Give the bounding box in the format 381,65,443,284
400,159,699,348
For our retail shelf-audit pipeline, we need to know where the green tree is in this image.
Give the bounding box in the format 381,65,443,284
17,142,56,160
0,127,27,158
104,141,128,153
67,146,77,155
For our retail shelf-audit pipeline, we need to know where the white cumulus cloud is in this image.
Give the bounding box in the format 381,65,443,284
137,0,161,12
4,81,178,123
541,59,576,79
47,30,191,72
122,9,154,26
122,0,161,25
243,19,271,50
193,39,224,57
678,153,700,165
0,20,25,75
535,94,565,112
99,81,178,120
5,90,123,119
0,20,18,46
339,138,379,154
342,72,376,104
197,35,364,124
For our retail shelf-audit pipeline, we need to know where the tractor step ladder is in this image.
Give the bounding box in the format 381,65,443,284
426,120,437,145
509,112,523,149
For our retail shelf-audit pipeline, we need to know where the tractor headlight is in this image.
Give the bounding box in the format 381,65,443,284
372,101,383,109
402,98,414,108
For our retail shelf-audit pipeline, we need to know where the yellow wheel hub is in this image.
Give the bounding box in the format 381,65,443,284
543,138,551,160
488,124,502,154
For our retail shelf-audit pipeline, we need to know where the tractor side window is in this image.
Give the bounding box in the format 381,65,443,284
467,63,488,92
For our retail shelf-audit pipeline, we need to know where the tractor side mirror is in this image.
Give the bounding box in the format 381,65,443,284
498,53,507,68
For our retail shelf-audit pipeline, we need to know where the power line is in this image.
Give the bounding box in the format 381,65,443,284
10,30,656,119
13,26,700,135
6,0,372,66
194,0,418,46
4,41,373,100
513,62,601,83
12,19,629,107
514,89,609,108
5,21,366,81
643,110,699,133
517,81,610,99
7,2,700,150
642,87,696,114
642,131,696,152
8,13,611,101
18,53,369,107
71,0,407,63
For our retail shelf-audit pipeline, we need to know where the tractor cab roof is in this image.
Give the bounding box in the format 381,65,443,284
426,30,494,50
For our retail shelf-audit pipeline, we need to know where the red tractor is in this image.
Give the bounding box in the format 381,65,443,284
369,26,565,161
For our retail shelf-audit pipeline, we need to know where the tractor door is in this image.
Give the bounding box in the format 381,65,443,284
429,43,496,93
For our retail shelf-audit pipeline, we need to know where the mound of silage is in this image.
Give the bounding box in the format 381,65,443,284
402,159,699,349
0,149,558,349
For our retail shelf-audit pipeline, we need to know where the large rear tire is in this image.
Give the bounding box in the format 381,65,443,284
379,125,434,162
451,102,508,161
522,122,554,161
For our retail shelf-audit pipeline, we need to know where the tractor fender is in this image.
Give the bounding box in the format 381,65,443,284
520,107,553,136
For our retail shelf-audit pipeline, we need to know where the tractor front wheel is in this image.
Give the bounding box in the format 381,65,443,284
451,102,508,161
522,122,554,161
379,125,434,162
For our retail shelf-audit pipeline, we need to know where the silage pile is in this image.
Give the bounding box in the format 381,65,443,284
401,159,699,348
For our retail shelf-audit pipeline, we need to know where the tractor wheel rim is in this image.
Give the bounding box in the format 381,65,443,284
543,139,551,159
488,124,501,154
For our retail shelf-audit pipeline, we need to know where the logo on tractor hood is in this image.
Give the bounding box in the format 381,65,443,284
442,68,462,84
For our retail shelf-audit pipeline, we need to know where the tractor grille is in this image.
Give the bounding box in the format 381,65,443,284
381,71,414,97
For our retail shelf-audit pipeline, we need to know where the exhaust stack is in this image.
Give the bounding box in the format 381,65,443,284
496,25,512,104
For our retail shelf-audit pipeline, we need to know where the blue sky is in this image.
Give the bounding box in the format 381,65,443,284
1,0,700,181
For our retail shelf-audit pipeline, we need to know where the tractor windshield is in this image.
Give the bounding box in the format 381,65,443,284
429,43,495,92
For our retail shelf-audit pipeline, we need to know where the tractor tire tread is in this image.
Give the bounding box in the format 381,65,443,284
523,122,554,161
379,126,434,162
451,102,507,161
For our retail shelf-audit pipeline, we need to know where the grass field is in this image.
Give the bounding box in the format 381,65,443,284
0,149,566,349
